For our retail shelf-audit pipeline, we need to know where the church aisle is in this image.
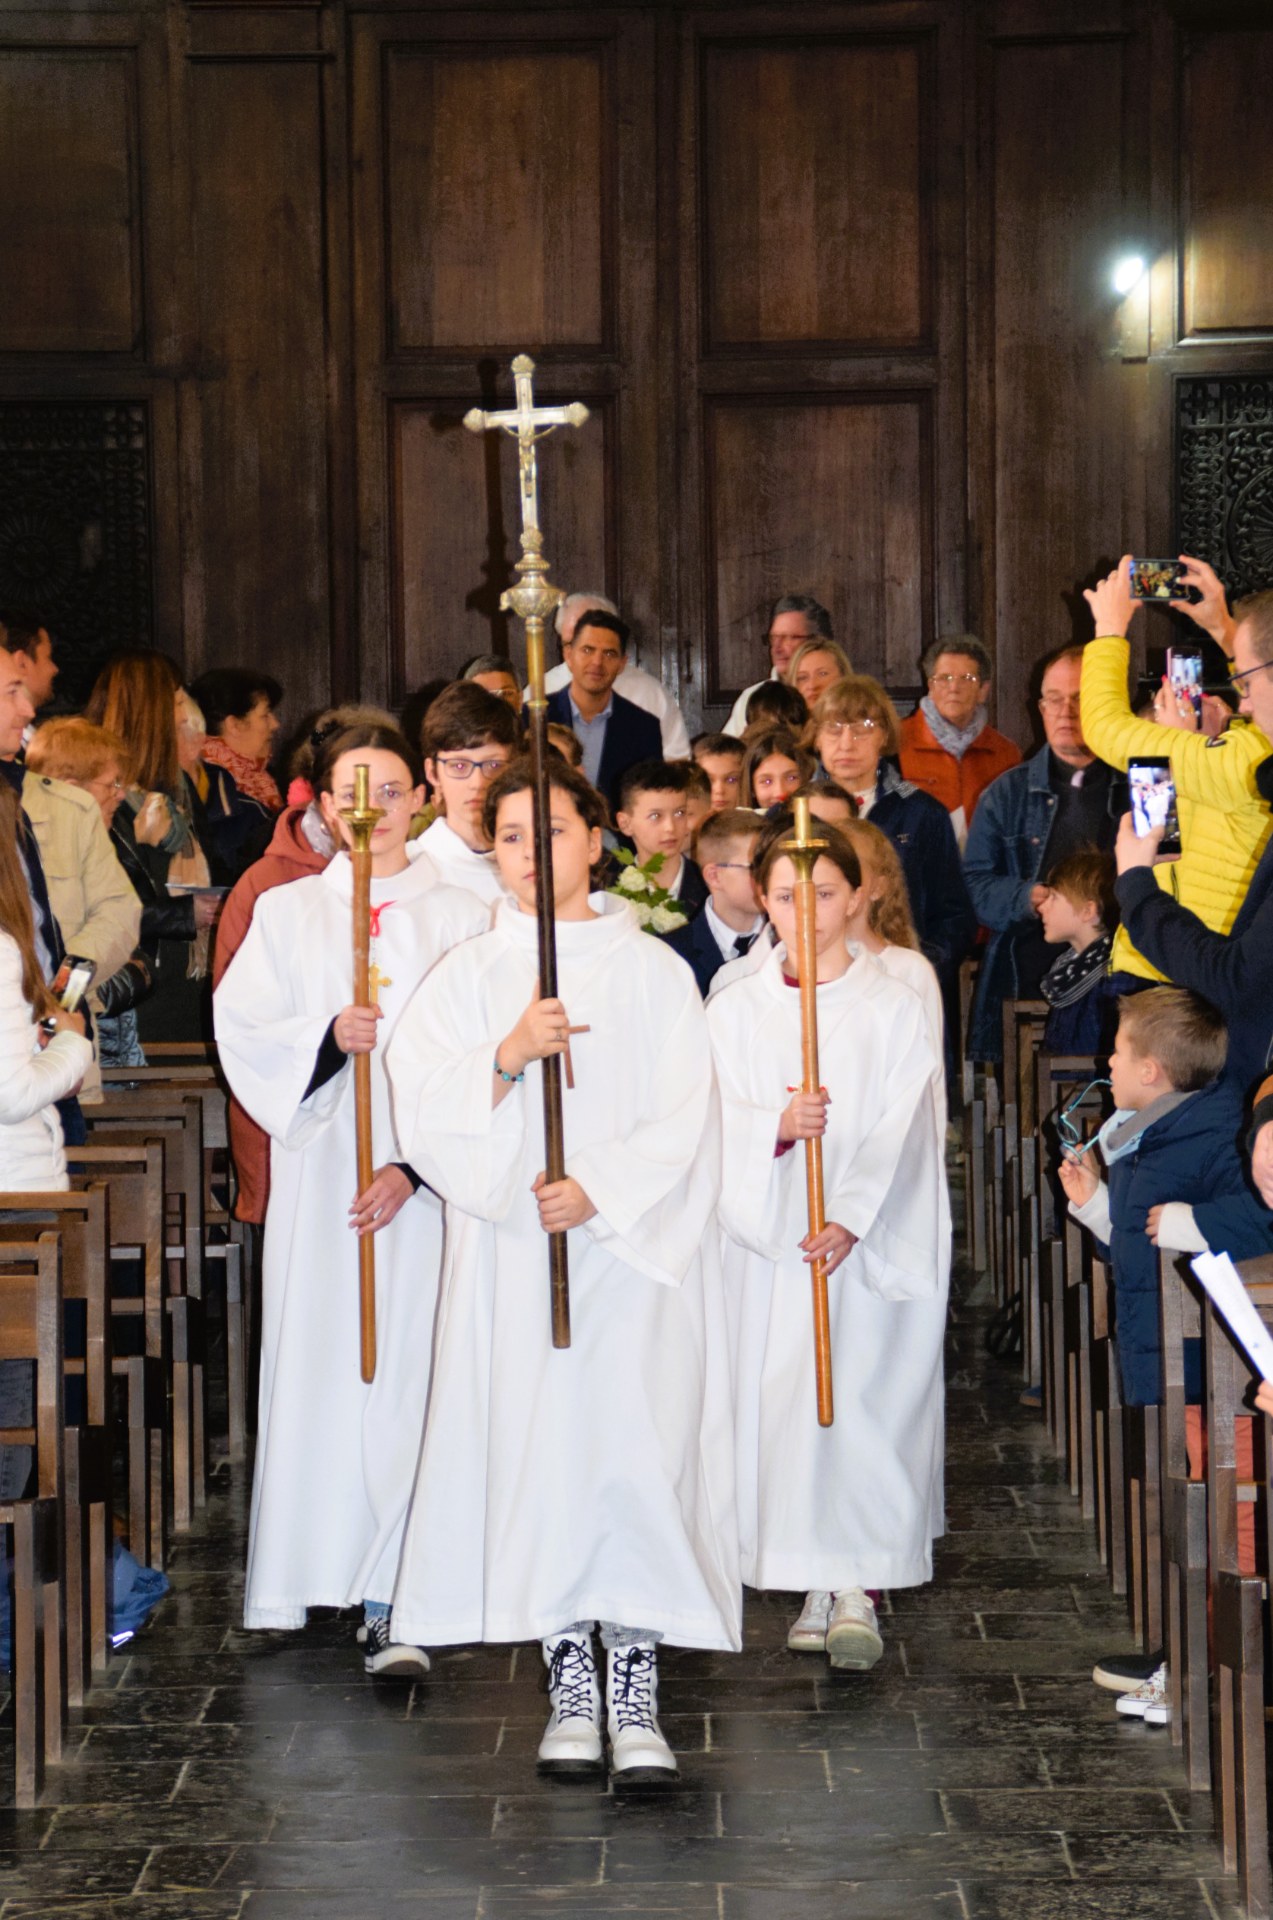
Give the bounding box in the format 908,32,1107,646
0,1271,1242,1920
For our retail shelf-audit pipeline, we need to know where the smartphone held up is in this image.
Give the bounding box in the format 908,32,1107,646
1128,756,1181,856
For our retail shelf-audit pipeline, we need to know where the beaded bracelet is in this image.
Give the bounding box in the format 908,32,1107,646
495,1055,525,1084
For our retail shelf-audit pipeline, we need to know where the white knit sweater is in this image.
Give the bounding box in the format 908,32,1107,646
0,933,93,1191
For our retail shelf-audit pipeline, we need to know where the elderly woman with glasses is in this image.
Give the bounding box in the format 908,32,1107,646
808,675,975,1088
898,635,1022,847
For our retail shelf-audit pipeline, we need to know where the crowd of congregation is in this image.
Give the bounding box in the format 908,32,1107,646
3,556,1273,1737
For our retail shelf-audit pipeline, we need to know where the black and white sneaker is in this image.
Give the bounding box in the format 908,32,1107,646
1092,1648,1163,1694
607,1643,678,1781
362,1613,430,1678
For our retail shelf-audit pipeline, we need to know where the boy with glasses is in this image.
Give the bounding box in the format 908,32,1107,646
418,683,519,907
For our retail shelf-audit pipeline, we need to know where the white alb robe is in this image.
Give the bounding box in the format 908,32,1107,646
413,816,507,909
213,847,489,1627
386,895,742,1652
707,944,949,1594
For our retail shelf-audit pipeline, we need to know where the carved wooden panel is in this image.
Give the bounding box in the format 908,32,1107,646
391,394,613,696
990,36,1128,735
703,394,929,704
0,401,151,702
699,35,929,353
1177,376,1273,601
187,59,331,712
0,49,140,355
1182,30,1273,337
384,45,607,354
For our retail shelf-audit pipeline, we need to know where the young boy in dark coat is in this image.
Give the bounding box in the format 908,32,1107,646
1059,987,1273,1724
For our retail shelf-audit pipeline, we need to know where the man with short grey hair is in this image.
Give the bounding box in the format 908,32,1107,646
722,594,835,737
539,592,690,759
899,633,1022,846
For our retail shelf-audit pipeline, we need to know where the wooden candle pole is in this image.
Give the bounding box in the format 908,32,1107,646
341,762,384,1384
783,796,834,1427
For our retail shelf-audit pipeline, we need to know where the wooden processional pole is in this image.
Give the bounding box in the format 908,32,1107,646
465,356,590,1350
340,763,385,1384
781,796,835,1427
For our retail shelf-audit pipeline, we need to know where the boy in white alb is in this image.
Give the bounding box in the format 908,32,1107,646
414,681,518,907
387,756,740,1781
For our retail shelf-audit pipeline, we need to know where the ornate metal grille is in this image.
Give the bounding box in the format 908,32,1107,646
0,401,153,701
1176,376,1273,602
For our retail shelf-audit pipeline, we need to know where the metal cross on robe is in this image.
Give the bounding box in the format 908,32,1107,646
464,354,591,1351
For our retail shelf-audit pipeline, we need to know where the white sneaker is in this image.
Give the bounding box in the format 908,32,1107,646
362,1613,430,1677
825,1588,884,1671
787,1590,833,1653
1116,1661,1170,1724
537,1632,604,1775
606,1643,678,1780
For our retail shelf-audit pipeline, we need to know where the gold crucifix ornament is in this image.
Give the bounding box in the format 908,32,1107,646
463,355,589,706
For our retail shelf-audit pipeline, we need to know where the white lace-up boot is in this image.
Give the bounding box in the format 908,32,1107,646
606,1642,678,1780
537,1631,604,1774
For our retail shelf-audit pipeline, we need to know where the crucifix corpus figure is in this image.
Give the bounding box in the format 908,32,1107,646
463,355,590,1348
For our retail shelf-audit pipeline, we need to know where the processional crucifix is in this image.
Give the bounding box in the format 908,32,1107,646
465,356,590,1350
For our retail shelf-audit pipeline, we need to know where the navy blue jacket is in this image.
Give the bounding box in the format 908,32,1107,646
1098,1079,1273,1407
545,686,662,816
869,765,976,985
663,910,729,997
1116,828,1273,1091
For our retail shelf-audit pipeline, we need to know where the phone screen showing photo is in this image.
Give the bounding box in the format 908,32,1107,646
1128,759,1181,853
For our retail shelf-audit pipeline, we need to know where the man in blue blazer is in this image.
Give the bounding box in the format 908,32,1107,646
544,610,662,815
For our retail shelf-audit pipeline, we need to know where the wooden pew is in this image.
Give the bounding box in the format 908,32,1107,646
86,1096,206,1529
0,1234,66,1804
1210,1254,1273,1920
1157,1250,1210,1792
0,1188,114,1701
70,1146,169,1571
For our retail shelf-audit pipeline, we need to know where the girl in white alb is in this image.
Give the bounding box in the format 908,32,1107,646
706,815,948,1671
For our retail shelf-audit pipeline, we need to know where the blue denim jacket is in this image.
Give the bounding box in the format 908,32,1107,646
965,744,1060,1061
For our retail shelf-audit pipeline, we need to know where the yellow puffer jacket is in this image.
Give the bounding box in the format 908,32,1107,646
1081,635,1273,981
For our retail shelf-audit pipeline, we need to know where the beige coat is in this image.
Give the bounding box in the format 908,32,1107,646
22,773,141,1103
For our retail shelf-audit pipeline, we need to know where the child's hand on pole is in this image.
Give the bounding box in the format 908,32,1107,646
778,1087,830,1142
801,1221,856,1275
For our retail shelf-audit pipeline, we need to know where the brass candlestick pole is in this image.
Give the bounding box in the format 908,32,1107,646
340,761,384,1384
781,796,834,1427
465,355,590,1351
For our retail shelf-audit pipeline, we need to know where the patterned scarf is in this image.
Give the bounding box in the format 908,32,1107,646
919,694,988,763
203,737,283,812
1040,933,1111,1009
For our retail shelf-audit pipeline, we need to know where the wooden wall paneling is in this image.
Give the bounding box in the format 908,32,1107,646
702,392,931,702
700,32,931,353
390,389,614,691
184,51,332,716
1181,28,1273,339
353,10,657,714
682,5,949,728
0,45,142,356
989,29,1138,743
383,40,610,354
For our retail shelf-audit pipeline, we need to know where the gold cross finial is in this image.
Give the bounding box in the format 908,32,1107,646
464,355,589,543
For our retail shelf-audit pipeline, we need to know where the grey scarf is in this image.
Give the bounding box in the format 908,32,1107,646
920,694,987,762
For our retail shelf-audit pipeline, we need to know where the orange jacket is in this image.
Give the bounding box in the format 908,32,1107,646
211,806,331,1223
899,707,1023,826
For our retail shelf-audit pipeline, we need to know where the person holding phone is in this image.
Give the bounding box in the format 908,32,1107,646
1112,584,1273,1090
1081,556,1272,991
